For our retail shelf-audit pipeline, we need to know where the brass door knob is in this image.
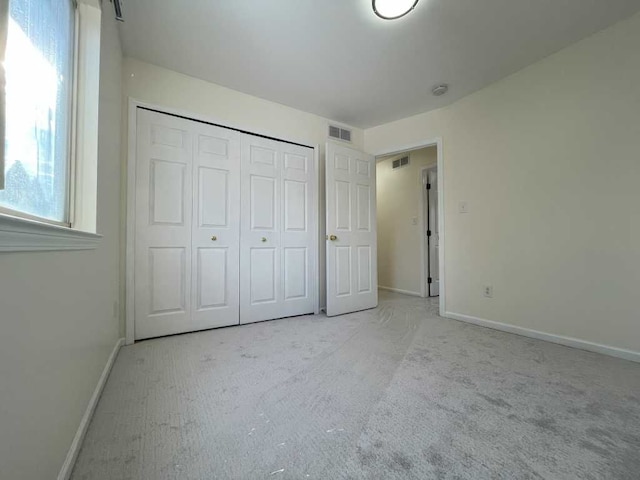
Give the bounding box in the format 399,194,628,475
211,236,217,241
261,237,267,242
329,235,338,241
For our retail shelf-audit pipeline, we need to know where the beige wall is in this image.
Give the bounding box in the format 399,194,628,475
366,12,640,353
0,9,123,480
122,58,364,311
377,147,437,294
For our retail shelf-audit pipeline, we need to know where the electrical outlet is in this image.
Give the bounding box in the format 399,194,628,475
459,201,469,213
483,285,494,298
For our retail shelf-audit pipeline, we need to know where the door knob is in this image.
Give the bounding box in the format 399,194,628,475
261,237,267,242
211,236,217,241
329,235,338,241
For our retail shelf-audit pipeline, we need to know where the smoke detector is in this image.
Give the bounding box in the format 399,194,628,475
432,84,449,96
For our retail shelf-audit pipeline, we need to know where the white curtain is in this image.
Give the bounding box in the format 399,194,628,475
0,0,8,190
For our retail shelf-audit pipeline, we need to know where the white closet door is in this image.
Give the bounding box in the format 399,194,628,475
191,121,241,329
280,142,315,318
134,109,241,340
325,141,377,317
135,109,193,340
240,136,314,323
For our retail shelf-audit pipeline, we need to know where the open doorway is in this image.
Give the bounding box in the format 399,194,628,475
374,140,444,312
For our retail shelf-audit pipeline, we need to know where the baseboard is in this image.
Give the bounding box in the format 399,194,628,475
57,337,125,480
379,285,423,297
445,312,640,364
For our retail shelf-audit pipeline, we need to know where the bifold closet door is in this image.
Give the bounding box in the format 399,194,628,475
240,136,315,323
134,109,241,340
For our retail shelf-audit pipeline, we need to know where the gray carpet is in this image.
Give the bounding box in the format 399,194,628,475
71,291,640,479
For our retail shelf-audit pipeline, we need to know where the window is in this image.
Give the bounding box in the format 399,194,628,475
0,0,75,225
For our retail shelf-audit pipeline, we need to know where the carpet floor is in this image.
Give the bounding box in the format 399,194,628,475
71,291,640,479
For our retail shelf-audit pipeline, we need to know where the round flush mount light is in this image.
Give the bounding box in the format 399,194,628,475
372,0,419,20
432,84,449,96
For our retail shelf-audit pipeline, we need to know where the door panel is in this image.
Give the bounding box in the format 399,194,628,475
190,122,241,329
149,160,186,225
198,167,229,227
148,247,186,314
196,247,227,309
326,142,377,316
135,110,193,340
240,138,315,323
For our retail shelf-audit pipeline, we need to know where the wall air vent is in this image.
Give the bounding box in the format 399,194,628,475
392,155,410,170
328,125,352,143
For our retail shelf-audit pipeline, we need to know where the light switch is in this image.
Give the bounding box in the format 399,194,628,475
459,201,469,213
411,217,418,225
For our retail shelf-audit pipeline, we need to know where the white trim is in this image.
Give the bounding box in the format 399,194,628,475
445,312,640,364
125,100,137,345
57,337,124,480
72,2,101,233
0,213,101,252
379,285,422,297
314,144,321,315
419,164,437,298
372,137,445,317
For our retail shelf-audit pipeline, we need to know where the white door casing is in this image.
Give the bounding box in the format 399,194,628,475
240,136,315,323
426,167,440,296
325,141,378,316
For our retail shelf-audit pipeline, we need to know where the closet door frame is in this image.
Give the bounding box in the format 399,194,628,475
126,99,319,345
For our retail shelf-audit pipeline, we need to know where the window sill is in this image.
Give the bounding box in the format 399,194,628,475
0,213,102,252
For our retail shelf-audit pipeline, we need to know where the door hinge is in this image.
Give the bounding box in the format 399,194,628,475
427,230,432,237
426,183,431,190
428,277,433,284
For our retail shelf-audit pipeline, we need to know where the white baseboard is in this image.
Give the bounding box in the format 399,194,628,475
379,286,423,297
445,311,640,364
58,337,124,480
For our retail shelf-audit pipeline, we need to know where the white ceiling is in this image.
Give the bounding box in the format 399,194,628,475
118,0,640,128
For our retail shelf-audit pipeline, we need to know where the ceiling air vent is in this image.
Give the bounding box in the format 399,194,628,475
392,155,410,170
329,125,352,143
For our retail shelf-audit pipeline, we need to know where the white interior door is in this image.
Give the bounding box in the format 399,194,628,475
191,121,241,328
325,141,377,316
134,109,241,340
240,136,315,323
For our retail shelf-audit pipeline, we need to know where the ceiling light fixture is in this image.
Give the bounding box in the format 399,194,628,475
372,0,419,20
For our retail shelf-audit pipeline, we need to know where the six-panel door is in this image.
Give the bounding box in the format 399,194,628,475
325,141,378,317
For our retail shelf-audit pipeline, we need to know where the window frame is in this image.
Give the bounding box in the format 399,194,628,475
0,0,102,251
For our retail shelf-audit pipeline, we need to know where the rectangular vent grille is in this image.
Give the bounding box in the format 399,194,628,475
392,156,410,169
329,125,352,143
